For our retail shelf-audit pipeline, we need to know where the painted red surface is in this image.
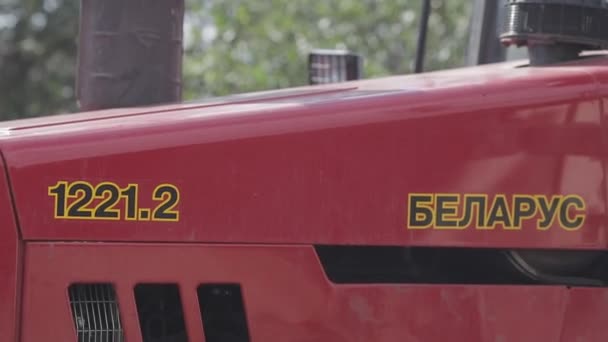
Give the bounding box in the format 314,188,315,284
0,155,21,342
2,56,608,341
0,59,607,248
20,243,608,342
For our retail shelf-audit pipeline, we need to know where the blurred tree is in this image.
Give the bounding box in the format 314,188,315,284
183,0,472,99
0,0,471,119
0,0,79,120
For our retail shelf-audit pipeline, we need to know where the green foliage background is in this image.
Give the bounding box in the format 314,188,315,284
0,0,471,120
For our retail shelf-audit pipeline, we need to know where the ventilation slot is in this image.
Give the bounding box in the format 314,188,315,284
134,284,188,342
198,284,250,342
68,283,124,342
314,245,538,284
315,245,608,286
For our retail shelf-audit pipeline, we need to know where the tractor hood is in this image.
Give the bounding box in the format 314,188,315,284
1,56,608,249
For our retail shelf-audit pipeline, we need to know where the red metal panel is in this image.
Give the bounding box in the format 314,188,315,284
2,59,608,249
20,243,608,341
0,155,20,342
573,60,608,240
0,86,353,131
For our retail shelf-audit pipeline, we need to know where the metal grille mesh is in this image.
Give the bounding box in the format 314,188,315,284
68,284,124,342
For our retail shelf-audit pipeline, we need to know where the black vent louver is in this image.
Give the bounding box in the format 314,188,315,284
198,284,251,342
134,284,188,342
501,0,608,48
69,284,124,342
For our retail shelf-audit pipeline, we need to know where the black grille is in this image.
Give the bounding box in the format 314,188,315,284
198,284,250,342
69,284,124,342
134,284,188,342
501,0,608,48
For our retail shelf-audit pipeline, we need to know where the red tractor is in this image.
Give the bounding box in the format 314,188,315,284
2,0,608,341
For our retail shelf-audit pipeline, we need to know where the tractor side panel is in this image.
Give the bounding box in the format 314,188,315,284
0,155,21,342
579,61,608,245
4,65,607,250
20,243,608,342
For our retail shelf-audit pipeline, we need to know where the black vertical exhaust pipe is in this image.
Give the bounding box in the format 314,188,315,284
76,0,185,111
